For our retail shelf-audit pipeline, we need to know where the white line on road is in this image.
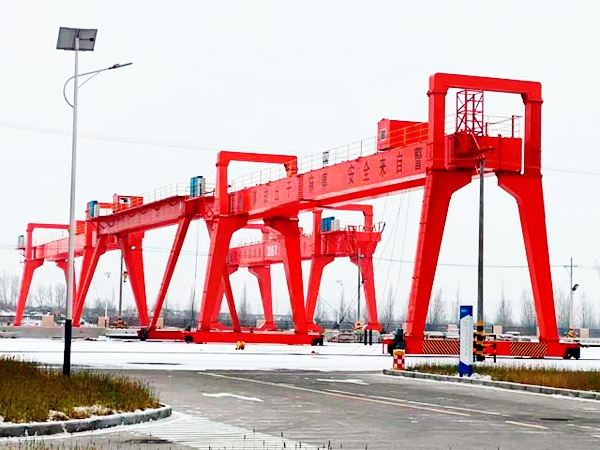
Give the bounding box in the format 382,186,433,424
316,378,370,385
355,393,507,416
202,373,470,417
504,420,548,430
202,392,263,402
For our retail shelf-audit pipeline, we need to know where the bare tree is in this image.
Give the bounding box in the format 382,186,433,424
160,293,172,320
450,287,461,324
188,286,197,325
53,283,66,311
314,295,329,323
495,285,513,327
427,288,446,328
237,281,250,324
519,288,536,328
32,284,51,310
9,275,20,308
0,271,9,308
88,297,106,319
379,285,395,332
337,287,347,325
398,295,408,325
577,292,596,329
554,287,570,329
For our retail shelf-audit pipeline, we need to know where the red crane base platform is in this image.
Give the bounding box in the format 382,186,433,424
140,328,324,346
404,337,581,359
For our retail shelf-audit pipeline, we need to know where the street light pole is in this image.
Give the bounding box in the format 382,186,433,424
58,27,95,377
57,26,131,375
477,157,485,325
119,251,124,317
568,258,580,332
562,258,579,335
357,253,361,322
336,280,343,326
475,157,486,362
104,272,111,320
63,32,79,376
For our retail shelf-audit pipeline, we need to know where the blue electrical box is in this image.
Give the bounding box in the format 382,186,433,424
321,216,335,232
190,176,206,198
88,200,99,218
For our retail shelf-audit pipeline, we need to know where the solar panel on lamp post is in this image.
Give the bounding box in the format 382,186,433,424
56,27,132,376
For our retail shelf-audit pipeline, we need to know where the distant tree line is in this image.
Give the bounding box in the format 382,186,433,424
2,271,599,331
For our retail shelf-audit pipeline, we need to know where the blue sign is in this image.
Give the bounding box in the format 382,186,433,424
459,305,473,377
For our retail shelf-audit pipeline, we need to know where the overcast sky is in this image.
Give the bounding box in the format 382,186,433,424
1,1,599,325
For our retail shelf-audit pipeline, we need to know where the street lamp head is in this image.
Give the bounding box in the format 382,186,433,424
109,62,133,70
572,283,579,292
57,27,98,51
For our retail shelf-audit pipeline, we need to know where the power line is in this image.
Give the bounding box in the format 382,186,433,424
0,120,282,154
3,120,600,178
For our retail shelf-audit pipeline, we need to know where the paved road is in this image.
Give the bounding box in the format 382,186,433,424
3,369,600,449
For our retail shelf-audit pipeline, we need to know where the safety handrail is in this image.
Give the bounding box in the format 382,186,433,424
230,114,520,191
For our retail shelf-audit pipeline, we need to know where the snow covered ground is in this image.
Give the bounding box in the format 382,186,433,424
1,337,600,372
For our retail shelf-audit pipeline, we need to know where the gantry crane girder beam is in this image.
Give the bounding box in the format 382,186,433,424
32,229,121,261
227,229,380,267
93,195,214,236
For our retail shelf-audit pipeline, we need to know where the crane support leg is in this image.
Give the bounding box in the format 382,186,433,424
198,217,247,330
73,235,108,326
351,254,381,331
221,267,241,331
405,170,472,348
497,173,559,342
265,217,308,334
150,217,192,329
305,256,334,328
211,266,238,328
119,234,149,326
248,265,277,331
14,260,43,326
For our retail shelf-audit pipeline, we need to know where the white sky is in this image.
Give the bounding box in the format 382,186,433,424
1,1,600,323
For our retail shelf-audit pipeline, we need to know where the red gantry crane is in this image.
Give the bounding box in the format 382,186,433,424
15,73,580,357
217,206,383,332
16,202,383,335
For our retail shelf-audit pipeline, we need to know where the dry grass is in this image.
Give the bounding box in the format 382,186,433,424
0,356,159,424
409,362,600,391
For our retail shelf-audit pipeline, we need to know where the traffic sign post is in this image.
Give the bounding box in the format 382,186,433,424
459,305,474,377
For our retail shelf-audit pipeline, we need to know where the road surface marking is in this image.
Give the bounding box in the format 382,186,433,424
203,392,263,402
364,393,506,416
202,373,470,417
316,378,370,385
504,420,548,430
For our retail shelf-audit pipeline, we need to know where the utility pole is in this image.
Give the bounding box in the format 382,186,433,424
560,258,579,334
357,252,362,322
118,251,124,317
475,157,485,362
477,158,485,324
568,257,580,332
104,271,111,319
